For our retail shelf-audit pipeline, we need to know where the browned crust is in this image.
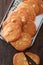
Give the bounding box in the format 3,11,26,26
13,52,28,65
2,22,22,42
25,52,40,65
23,21,36,37
11,33,32,51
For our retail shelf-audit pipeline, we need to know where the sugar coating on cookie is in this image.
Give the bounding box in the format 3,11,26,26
2,22,22,42
25,52,40,65
11,33,32,51
13,52,28,65
23,21,36,37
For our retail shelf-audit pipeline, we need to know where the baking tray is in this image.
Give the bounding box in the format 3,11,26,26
0,0,43,65
0,0,43,46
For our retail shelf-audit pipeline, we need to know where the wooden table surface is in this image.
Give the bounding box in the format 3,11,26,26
0,0,11,23
0,0,43,65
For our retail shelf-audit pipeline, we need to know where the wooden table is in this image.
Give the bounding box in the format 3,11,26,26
0,0,11,23
0,0,43,65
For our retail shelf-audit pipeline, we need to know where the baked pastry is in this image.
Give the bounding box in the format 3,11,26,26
11,33,32,51
23,0,39,15
23,0,43,14
38,0,43,14
2,11,16,29
23,21,36,37
13,52,28,65
1,0,43,48
2,11,22,29
2,22,22,42
15,2,36,22
25,52,40,65
13,52,40,65
2,0,43,29
17,8,29,25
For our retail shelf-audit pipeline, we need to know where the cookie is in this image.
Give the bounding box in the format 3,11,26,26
2,11,22,29
24,4,36,21
17,8,29,25
28,0,43,14
15,2,36,22
22,0,27,1
38,0,43,14
25,52,40,65
2,22,22,42
13,52,28,65
24,0,39,15
2,11,16,28
11,33,32,51
23,0,39,4
13,52,40,65
23,21,36,37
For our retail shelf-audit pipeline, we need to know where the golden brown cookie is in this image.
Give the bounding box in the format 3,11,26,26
22,0,27,1
13,52,28,65
13,52,40,65
15,2,36,22
24,0,39,15
2,11,16,29
23,0,39,4
2,22,22,42
23,0,43,14
24,3,36,21
17,8,29,25
11,33,32,51
25,52,40,65
38,0,43,14
23,21,36,37
2,11,22,29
